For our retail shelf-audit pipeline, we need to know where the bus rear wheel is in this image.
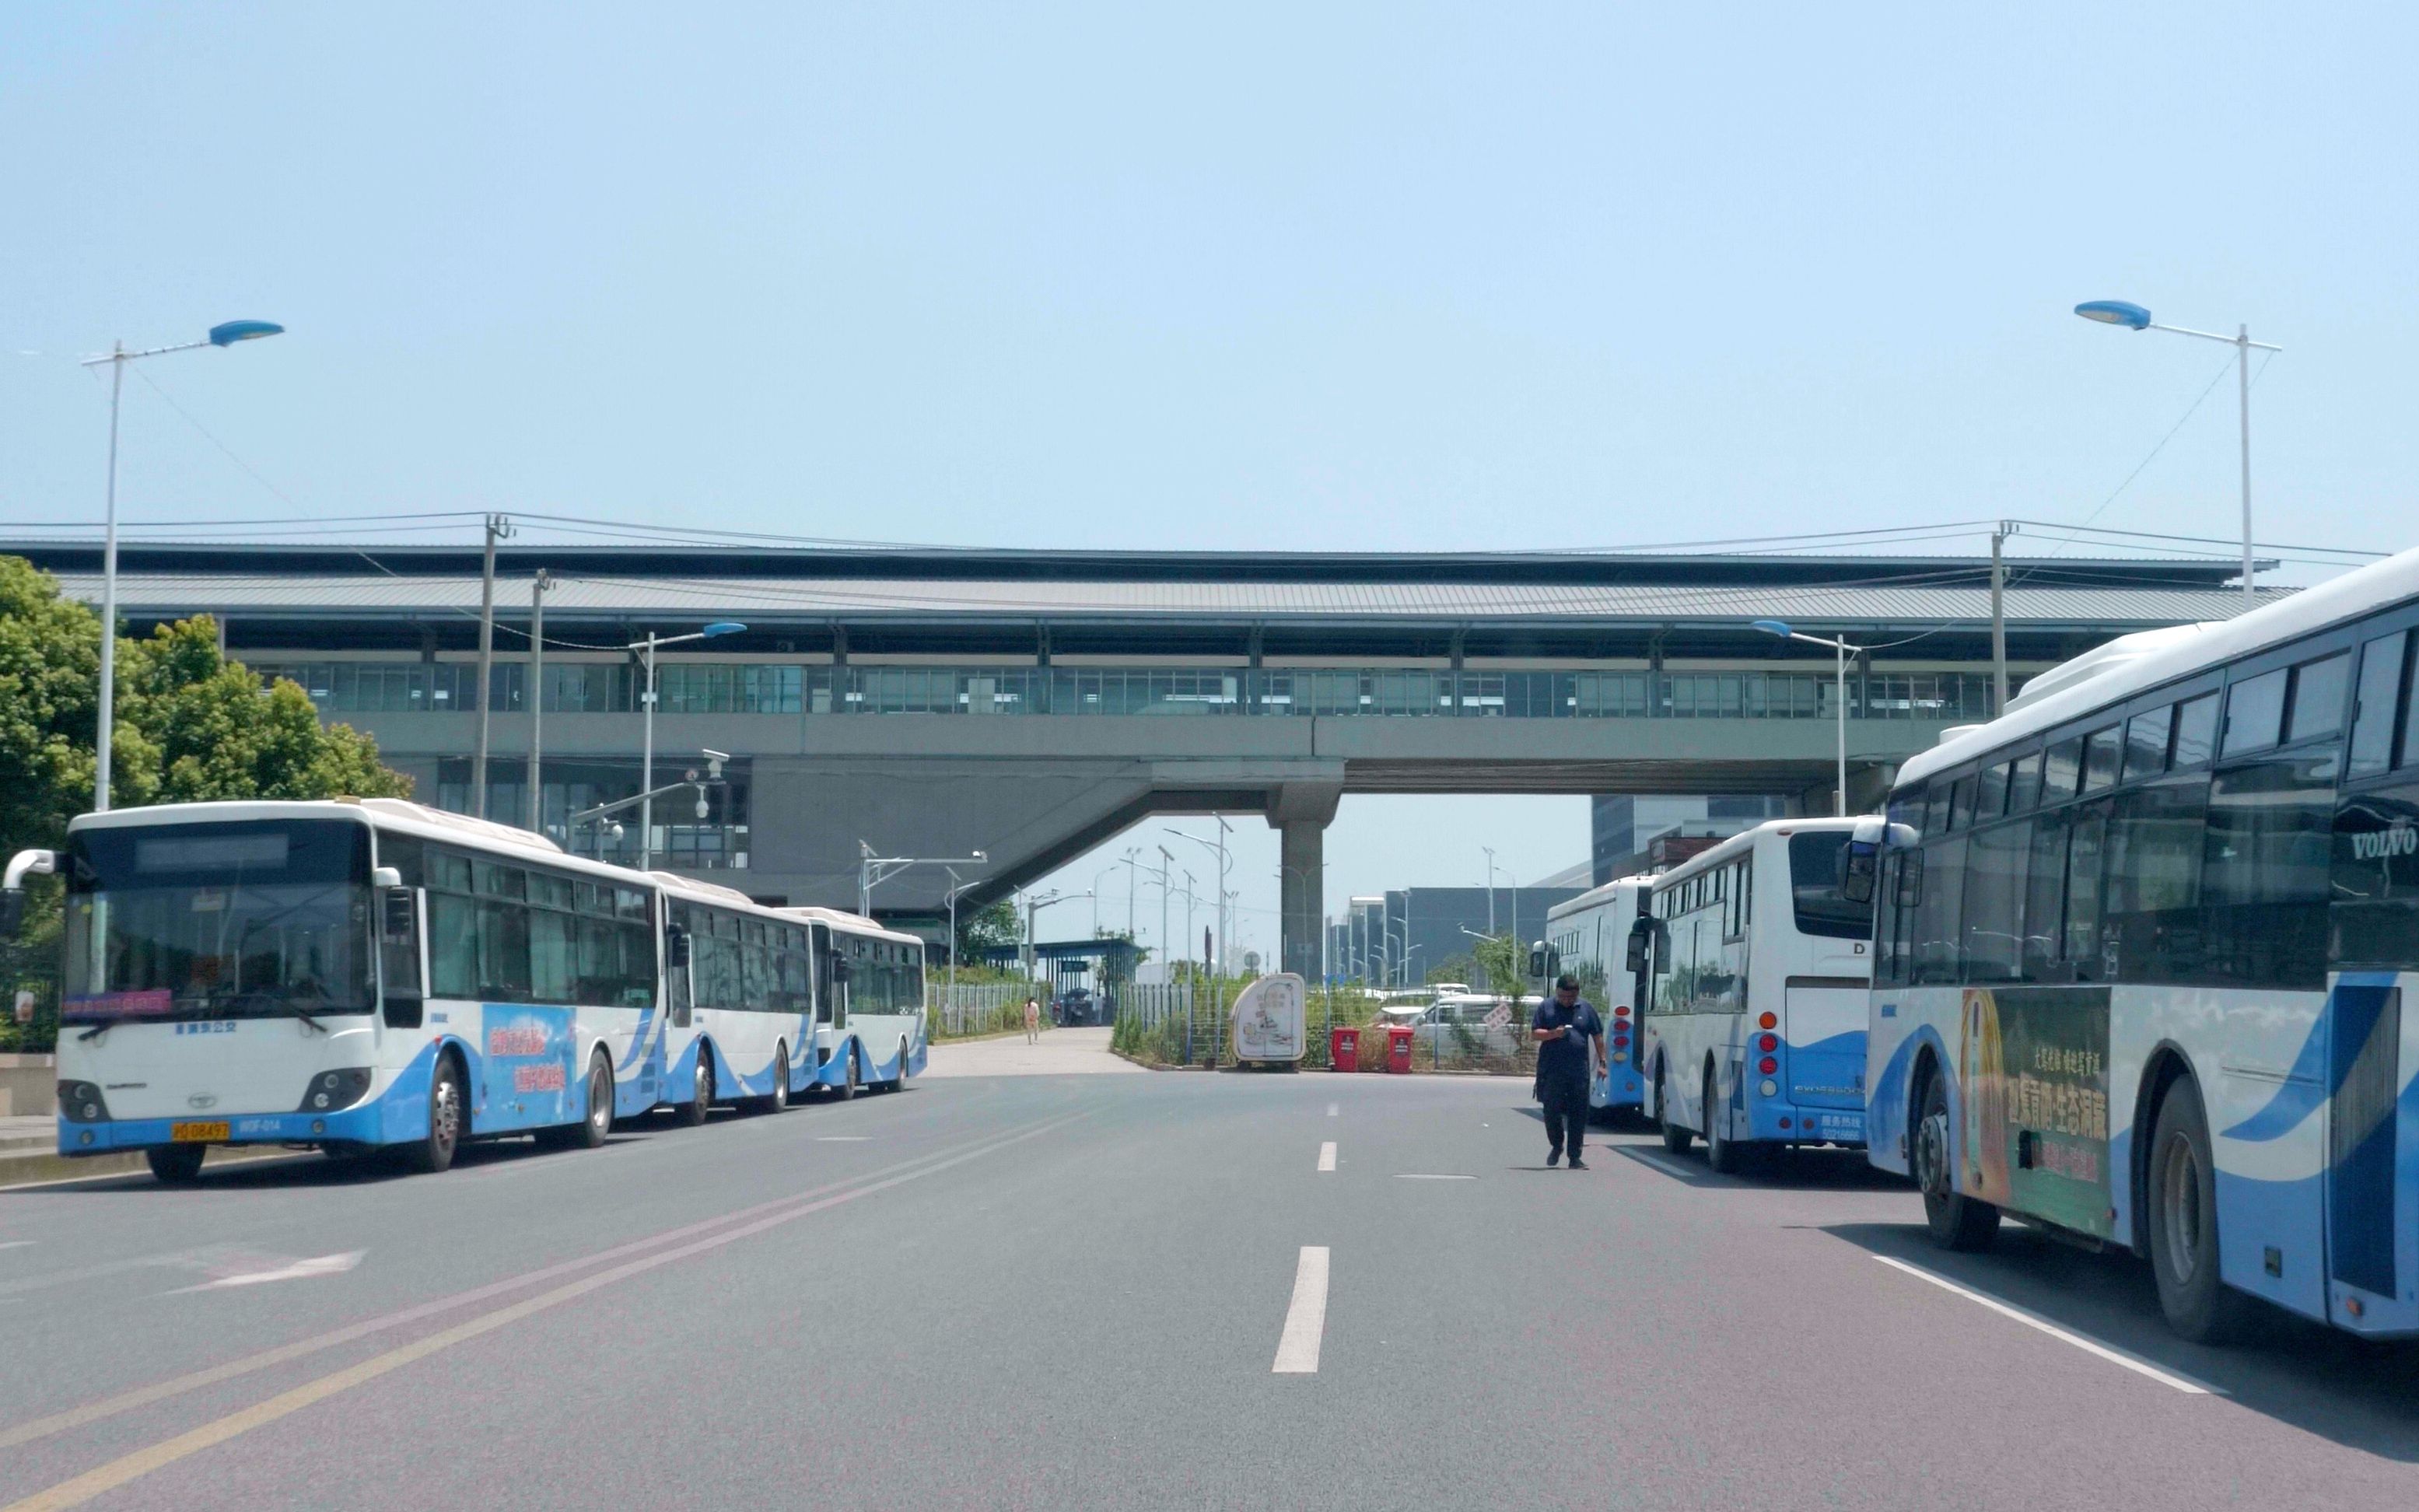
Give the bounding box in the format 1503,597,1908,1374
757,1045,790,1113
831,1048,860,1102
542,1050,614,1150
1656,1064,1692,1154
1916,1069,1997,1251
146,1144,206,1184
400,1054,466,1174
2148,1077,2252,1344
1703,1063,1743,1175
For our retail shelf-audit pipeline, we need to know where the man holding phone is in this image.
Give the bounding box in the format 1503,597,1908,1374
1532,974,1608,1169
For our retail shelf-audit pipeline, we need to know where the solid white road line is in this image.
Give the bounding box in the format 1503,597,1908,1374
1272,1246,1330,1374
0,1241,33,1251
1392,1174,1476,1181
1872,1255,2221,1395
1317,1142,1336,1172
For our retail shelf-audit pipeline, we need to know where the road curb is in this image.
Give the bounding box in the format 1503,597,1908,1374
0,1140,297,1191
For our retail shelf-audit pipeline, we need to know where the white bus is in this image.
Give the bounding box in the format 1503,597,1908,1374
1546,876,1652,1120
9,797,672,1179
1634,818,1873,1171
1865,545,2419,1343
659,876,817,1118
779,906,929,1097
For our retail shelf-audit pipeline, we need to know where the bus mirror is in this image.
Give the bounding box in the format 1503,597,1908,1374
829,954,852,984
0,891,20,940
379,887,418,942
1623,922,1650,975
1840,842,1877,905
1,849,57,937
666,926,691,968
1528,944,1559,980
371,866,403,890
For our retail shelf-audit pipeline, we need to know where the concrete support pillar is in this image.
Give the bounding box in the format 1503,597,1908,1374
1279,819,1323,983
1266,779,1342,985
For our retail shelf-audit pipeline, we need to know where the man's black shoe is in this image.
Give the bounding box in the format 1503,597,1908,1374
1546,1149,1562,1167
1567,1158,1589,1171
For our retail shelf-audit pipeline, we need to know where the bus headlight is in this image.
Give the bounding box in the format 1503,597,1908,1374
57,1081,110,1122
296,1069,373,1112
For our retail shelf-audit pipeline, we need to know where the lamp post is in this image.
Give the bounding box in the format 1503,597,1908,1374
857,842,987,918
2074,299,2281,603
1482,845,1499,933
81,320,285,811
628,622,744,868
1164,821,1234,981
1752,620,1864,816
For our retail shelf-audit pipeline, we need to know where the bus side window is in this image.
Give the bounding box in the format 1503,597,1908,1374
1911,841,1964,985
2022,810,2070,983
2064,804,2110,980
2349,630,2408,779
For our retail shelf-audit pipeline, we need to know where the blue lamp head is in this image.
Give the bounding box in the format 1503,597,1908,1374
207,320,285,346
1750,619,1793,639
2073,300,2151,330
702,621,746,638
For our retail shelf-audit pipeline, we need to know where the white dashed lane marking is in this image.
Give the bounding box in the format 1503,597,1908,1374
1271,1247,1330,1374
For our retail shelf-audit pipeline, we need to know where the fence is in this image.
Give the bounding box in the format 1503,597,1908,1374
1106,983,1539,1076
924,982,1038,1041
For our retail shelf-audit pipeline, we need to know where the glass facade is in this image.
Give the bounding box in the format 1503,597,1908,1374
254,660,2005,723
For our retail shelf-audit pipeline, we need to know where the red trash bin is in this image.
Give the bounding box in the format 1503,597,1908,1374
1385,1024,1416,1074
1329,1027,1360,1073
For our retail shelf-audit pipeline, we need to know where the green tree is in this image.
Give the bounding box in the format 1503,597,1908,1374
0,555,103,857
1470,932,1528,998
955,898,1021,963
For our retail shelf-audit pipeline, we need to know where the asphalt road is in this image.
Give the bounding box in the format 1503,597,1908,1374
4,1043,2418,1510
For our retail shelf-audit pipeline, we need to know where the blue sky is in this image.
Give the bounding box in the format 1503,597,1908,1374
5,3,2414,960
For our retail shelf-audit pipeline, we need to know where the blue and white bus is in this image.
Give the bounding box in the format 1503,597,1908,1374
8,797,674,1180
1635,818,1873,1171
660,876,817,1118
1866,544,2419,1343
1546,876,1651,1122
780,907,929,1097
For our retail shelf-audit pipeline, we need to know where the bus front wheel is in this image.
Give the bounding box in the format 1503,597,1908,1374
1656,1064,1692,1154
400,1054,466,1174
1916,1070,1997,1251
146,1145,205,1184
2148,1077,2252,1344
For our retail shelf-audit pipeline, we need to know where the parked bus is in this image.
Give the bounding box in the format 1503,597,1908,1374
7,797,673,1179
660,875,816,1118
779,906,928,1097
1633,818,1873,1170
1865,545,2419,1343
1546,876,1652,1121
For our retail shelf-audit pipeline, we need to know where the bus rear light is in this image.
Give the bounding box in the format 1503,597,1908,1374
1612,1034,1630,1048
1613,1005,1630,1019
1756,1033,1777,1053
1758,1012,1777,1031
1757,1056,1777,1076
1759,1078,1778,1097
1778,1116,1791,1129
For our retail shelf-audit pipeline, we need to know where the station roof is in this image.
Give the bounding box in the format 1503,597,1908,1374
7,541,2281,634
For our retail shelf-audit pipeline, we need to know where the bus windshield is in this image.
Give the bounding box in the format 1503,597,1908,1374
1787,831,1874,940
64,819,374,1021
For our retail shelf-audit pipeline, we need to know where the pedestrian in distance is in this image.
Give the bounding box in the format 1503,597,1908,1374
1532,973,1607,1170
1024,995,1041,1045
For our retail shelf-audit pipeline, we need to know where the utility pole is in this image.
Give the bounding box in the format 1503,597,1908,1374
1156,845,1174,985
526,569,553,833
1990,521,2017,716
472,513,512,817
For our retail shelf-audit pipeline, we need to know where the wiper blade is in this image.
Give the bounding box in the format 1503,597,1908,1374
73,1017,124,1042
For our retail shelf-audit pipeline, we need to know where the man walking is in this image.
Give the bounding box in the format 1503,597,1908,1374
1532,974,1607,1169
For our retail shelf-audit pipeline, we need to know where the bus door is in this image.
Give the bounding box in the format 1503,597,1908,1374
810,923,845,1068
2325,773,2419,1332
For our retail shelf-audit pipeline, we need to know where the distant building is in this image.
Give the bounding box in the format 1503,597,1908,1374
1591,795,1793,884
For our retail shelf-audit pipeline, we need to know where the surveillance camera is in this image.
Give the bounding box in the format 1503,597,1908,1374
695,799,709,819
608,822,625,841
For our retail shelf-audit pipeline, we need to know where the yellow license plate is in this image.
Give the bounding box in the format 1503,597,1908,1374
170,1121,229,1143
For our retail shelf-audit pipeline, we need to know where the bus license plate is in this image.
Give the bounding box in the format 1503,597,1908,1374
169,1121,229,1143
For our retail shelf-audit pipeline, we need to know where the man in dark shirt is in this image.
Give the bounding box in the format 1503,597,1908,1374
1532,974,1607,1169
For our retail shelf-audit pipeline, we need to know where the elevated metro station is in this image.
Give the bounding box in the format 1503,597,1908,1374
12,539,2279,978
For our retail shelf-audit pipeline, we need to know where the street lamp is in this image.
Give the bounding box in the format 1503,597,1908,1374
858,842,988,918
1753,620,1864,817
81,320,285,811
2074,299,2281,603
629,621,744,869
1164,821,1234,980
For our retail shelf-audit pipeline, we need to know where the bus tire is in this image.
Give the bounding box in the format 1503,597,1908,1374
1915,1067,1997,1251
147,1144,206,1184
2147,1077,2253,1344
831,1046,860,1103
675,1051,712,1127
1657,1063,1693,1154
882,1039,908,1091
544,1048,614,1150
758,1045,791,1114
400,1052,467,1174
1703,1062,1744,1175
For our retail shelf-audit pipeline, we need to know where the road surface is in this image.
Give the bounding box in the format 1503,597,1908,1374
2,1052,2416,1509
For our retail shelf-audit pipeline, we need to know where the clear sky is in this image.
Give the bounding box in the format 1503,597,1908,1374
5,3,2414,963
